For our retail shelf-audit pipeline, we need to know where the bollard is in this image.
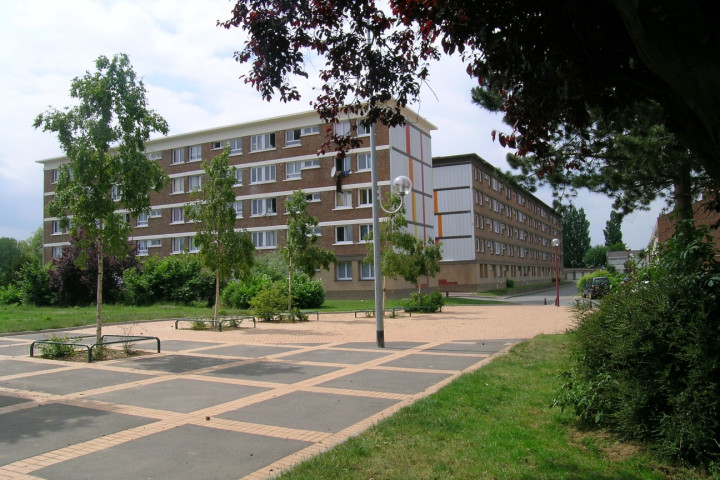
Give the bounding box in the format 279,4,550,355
544,298,547,305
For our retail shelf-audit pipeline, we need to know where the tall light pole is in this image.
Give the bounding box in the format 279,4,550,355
552,238,560,307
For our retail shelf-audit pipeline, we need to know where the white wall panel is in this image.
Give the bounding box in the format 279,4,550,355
441,213,473,237
433,164,471,189
440,237,474,262
436,189,471,213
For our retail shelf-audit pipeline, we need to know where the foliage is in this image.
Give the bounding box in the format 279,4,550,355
221,274,274,309
582,245,608,269
505,278,514,289
557,225,720,467
576,269,619,294
185,147,255,318
560,206,591,268
38,334,78,359
221,1,720,216
222,273,326,310
403,290,444,313
48,235,139,306
0,284,22,305
34,53,168,343
290,274,325,309
17,259,54,306
282,190,335,311
0,237,24,287
249,282,287,321
603,211,624,247
251,251,288,281
122,254,215,306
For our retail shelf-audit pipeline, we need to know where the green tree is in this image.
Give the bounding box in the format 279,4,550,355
185,147,255,319
0,238,23,287
583,246,608,269
18,227,44,263
283,190,336,311
34,53,168,344
364,196,442,294
604,211,624,248
561,206,591,268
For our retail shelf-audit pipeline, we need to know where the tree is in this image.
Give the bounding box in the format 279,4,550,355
34,53,168,344
18,228,44,263
364,196,442,294
283,190,336,311
185,147,255,319
220,1,720,214
0,238,24,287
604,211,624,248
561,206,591,268
583,246,608,269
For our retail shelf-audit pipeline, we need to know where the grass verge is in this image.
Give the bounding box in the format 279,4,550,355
277,334,707,480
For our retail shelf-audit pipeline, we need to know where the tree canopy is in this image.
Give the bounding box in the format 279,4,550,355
34,53,168,343
221,1,719,209
561,206,590,269
604,211,624,248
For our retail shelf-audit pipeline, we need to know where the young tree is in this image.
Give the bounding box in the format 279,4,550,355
561,206,591,268
604,211,624,248
34,53,168,344
283,190,336,311
583,245,608,269
185,147,255,320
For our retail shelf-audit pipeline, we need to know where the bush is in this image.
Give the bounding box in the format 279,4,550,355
39,334,78,359
249,282,287,321
290,274,325,309
556,225,720,467
18,259,54,306
576,269,621,293
505,278,515,288
404,289,444,313
0,283,21,305
221,274,274,309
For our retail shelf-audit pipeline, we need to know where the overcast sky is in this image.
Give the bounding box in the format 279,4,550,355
0,0,666,249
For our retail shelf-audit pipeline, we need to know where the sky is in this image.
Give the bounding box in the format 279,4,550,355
0,0,666,249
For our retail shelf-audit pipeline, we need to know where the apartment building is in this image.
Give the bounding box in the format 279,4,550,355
433,154,563,290
40,108,437,297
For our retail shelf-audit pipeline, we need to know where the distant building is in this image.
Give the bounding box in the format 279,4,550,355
607,250,644,275
650,195,720,257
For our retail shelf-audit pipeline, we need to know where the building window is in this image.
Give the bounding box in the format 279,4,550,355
150,209,162,218
171,207,184,224
250,165,276,184
357,122,371,137
188,237,199,253
137,240,149,256
51,221,61,235
360,262,374,279
251,198,277,216
359,224,373,242
233,168,243,186
334,121,351,136
251,230,277,248
335,191,352,209
172,148,184,164
146,151,162,161
358,188,373,207
149,239,162,248
52,246,63,258
335,156,351,173
305,192,321,202
286,162,302,180
285,129,301,146
234,201,243,218
111,184,122,202
337,262,352,280
336,225,352,243
51,169,59,184
307,226,322,237
137,212,149,227
188,175,202,192
301,125,319,136
171,237,185,254
357,153,371,171
302,159,320,169
171,177,184,194
250,133,276,152
189,145,202,162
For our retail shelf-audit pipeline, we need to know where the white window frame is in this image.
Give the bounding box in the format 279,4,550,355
285,129,301,146
358,188,373,207
146,151,162,161
335,191,352,209
171,148,184,164
51,221,61,235
357,153,371,172
359,224,373,242
334,121,351,136
150,209,162,218
233,201,243,218
286,162,302,180
305,192,321,203
171,237,185,254
337,262,352,280
149,239,162,248
302,159,320,169
188,237,200,253
137,240,149,256
251,230,277,249
250,165,276,184
188,175,202,192
171,177,184,194
250,133,276,152
52,246,63,259
357,122,371,137
111,184,122,202
335,156,351,173
189,145,202,162
233,168,243,186
360,262,374,279
171,207,184,224
51,169,59,183
137,212,149,227
335,225,353,244
228,138,242,155
301,125,319,136
251,198,277,217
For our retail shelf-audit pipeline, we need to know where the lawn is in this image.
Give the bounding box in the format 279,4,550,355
0,297,502,334
276,334,708,480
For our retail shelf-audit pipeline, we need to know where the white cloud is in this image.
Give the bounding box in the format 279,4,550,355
0,0,664,248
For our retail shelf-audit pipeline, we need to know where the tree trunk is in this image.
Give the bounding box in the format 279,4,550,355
214,267,220,321
288,257,293,312
96,240,103,345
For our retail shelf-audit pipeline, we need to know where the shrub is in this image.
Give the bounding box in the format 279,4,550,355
0,283,21,305
249,282,287,321
505,278,515,289
404,289,444,313
18,259,54,306
556,225,720,467
290,274,325,309
221,274,274,309
39,334,78,359
576,269,621,293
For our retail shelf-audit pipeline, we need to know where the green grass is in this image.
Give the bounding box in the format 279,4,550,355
479,281,562,297
0,297,503,334
276,335,708,480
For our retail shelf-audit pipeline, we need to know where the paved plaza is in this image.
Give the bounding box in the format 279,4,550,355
0,305,574,480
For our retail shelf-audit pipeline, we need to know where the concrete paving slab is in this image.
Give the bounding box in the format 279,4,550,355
0,344,38,357
380,353,487,371
111,353,234,373
207,361,341,384
334,341,425,350
0,394,31,408
0,338,26,347
426,339,521,354
219,390,399,433
0,358,66,376
157,339,223,352
198,344,299,358
86,378,270,413
0,402,154,465
0,368,152,395
33,424,312,480
280,348,393,364
318,369,453,395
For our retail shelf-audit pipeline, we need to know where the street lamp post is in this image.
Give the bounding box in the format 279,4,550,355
552,238,560,307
